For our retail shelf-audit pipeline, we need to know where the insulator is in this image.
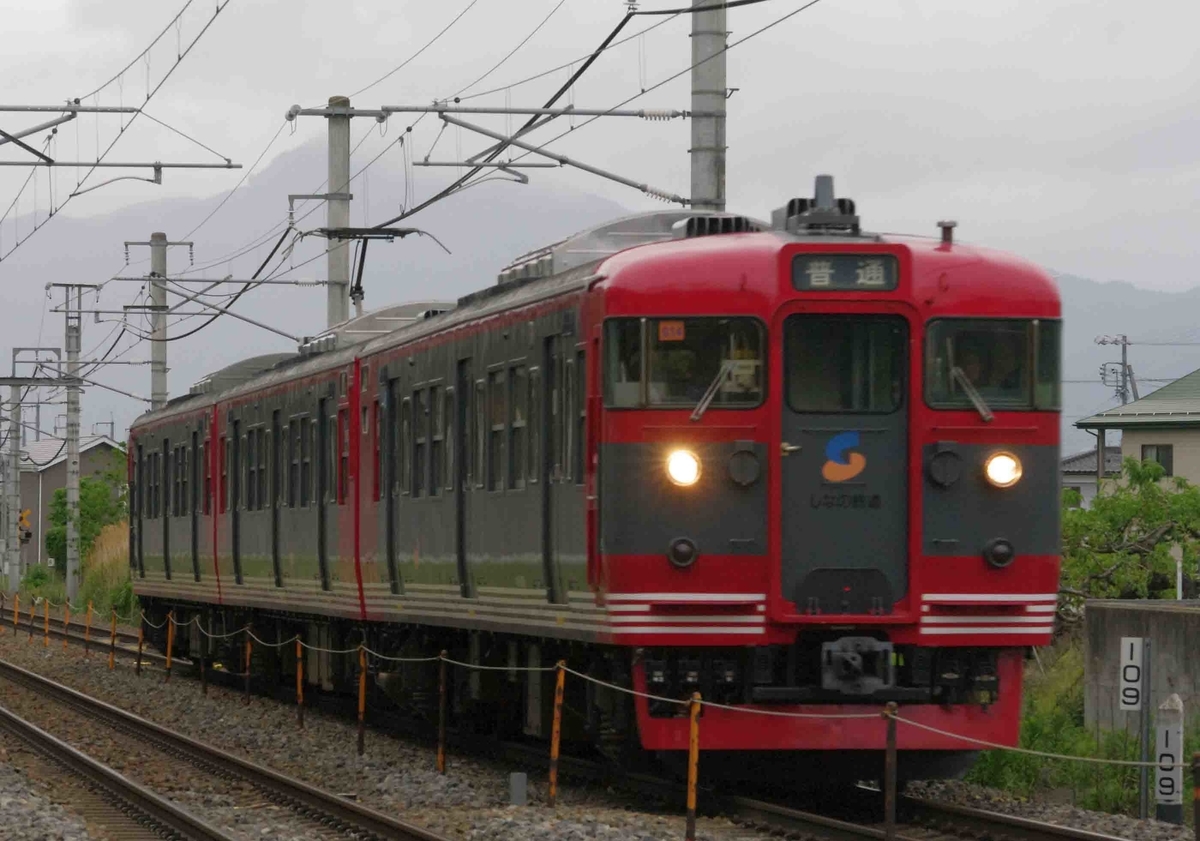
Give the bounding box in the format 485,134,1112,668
642,186,677,204
639,109,675,121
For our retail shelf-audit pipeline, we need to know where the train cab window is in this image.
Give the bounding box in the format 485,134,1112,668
786,316,905,413
488,370,507,491
926,319,1062,411
508,366,527,490
603,317,764,408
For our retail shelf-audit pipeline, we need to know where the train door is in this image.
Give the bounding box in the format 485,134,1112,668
231,419,242,584
271,410,282,587
777,307,910,613
454,358,474,597
317,397,331,590
191,430,200,581
384,378,400,593
162,438,172,580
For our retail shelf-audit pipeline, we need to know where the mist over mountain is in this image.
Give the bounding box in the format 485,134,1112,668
2,141,1197,453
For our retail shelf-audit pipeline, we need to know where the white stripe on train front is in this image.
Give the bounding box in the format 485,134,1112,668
921,615,1052,625
609,614,765,624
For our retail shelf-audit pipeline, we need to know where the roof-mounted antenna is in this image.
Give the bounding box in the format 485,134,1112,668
772,175,860,235
938,220,957,246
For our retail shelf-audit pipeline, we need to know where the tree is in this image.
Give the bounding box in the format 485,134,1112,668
1059,457,1200,618
45,447,127,568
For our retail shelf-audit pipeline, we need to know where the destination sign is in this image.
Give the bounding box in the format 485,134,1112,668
792,254,899,291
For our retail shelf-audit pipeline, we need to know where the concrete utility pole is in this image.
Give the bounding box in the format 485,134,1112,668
6,386,20,590
690,0,727,211
327,95,352,328
150,232,168,410
49,284,97,602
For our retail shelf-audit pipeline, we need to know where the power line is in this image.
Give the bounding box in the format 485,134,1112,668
349,0,487,99
0,1,232,264
77,0,196,101
449,0,570,99
179,120,288,241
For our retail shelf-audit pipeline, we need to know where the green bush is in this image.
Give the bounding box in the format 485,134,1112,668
19,564,66,607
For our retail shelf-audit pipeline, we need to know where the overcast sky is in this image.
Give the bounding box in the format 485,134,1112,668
4,0,1198,285
1,0,1199,439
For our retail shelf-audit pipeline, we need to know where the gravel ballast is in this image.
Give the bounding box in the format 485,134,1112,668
908,780,1192,841
0,743,95,840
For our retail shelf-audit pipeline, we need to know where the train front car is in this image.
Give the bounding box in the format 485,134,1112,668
592,178,1061,782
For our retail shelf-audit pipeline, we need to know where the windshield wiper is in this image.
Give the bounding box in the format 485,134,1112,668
950,365,994,422
690,360,735,422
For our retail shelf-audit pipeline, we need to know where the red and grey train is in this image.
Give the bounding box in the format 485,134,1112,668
129,176,1061,781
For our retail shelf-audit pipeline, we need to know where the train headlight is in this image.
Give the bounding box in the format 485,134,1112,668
984,452,1022,488
666,450,701,486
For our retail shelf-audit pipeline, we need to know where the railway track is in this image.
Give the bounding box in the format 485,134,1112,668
0,702,235,840
0,657,449,841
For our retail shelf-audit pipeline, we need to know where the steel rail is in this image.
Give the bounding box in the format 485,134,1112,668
0,658,450,841
0,702,235,841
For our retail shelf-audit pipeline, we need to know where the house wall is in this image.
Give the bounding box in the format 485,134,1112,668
18,443,121,572
1062,475,1098,508
1121,428,1200,483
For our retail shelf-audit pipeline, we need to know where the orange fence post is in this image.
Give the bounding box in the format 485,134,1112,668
549,661,566,807
1192,753,1199,841
42,600,49,648
0,593,5,635
84,601,93,657
685,692,701,841
62,604,70,652
164,610,175,681
27,600,35,642
198,618,207,697
108,610,117,670
357,645,367,757
296,638,305,729
243,625,253,704
135,615,144,677
437,650,448,774
11,593,18,631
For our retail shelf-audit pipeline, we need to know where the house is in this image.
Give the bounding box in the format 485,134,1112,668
1061,446,1122,508
17,435,124,572
1076,367,1200,485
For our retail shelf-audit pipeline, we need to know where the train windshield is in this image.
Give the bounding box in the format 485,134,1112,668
604,317,764,408
925,319,1061,410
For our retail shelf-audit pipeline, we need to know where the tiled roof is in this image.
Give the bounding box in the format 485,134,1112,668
19,435,121,473
1078,368,1200,428
1061,447,1122,476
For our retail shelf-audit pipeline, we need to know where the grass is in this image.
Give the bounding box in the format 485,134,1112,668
17,522,136,620
967,635,1198,816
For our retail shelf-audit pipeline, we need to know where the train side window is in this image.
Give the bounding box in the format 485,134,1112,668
329,413,338,503
246,430,258,511
257,428,268,510
287,420,298,507
488,369,506,491
508,365,527,490
182,444,191,516
219,437,228,514
443,388,455,492
413,390,427,498
372,400,382,502
299,418,311,507
574,348,585,485
548,338,563,481
164,441,173,517
430,386,443,496
563,358,575,481
337,408,349,505
474,379,486,488
528,368,541,484
400,398,412,496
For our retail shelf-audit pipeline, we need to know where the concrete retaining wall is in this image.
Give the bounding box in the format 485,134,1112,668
1084,599,1200,733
